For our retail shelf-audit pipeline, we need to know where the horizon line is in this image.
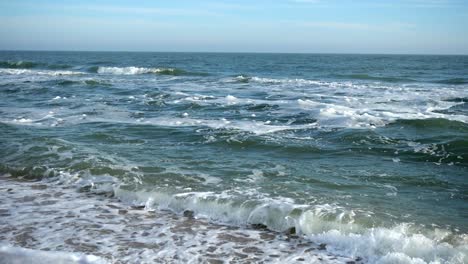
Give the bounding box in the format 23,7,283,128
1,49,467,56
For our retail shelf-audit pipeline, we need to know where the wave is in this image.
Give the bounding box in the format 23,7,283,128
137,117,316,135
0,246,106,264
0,60,72,70
229,74,468,90
0,60,38,69
435,78,468,85
45,64,73,70
0,68,84,76
443,97,468,103
332,74,417,83
230,75,323,85
89,66,206,76
109,186,468,264
1,157,467,263
54,79,112,86
390,118,468,131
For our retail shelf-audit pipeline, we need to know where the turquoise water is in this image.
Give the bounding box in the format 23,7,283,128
1,51,467,262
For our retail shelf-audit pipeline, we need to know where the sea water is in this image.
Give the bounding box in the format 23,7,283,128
0,51,467,263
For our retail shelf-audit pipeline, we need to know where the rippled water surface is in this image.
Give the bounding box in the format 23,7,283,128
1,51,467,263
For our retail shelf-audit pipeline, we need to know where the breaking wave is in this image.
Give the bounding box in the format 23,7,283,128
0,60,38,69
0,69,85,76
108,184,468,264
90,66,206,76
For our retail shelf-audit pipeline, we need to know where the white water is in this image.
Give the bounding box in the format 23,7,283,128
97,66,175,75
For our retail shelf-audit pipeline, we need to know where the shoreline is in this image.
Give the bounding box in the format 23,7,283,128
0,175,361,263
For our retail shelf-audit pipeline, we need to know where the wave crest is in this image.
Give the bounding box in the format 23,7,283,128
113,187,468,264
0,60,38,69
0,69,84,76
94,66,189,76
435,78,468,85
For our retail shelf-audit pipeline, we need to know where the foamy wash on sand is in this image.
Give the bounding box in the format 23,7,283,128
0,51,467,263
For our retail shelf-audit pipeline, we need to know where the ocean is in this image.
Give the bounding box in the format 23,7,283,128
0,51,467,263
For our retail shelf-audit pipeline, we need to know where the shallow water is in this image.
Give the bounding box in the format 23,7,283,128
0,176,359,263
0,51,467,263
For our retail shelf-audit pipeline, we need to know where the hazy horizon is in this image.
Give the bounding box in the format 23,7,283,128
1,0,467,55
2,49,468,56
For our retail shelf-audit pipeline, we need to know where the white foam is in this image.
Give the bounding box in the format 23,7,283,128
2,164,467,264
113,186,468,264
225,94,238,104
222,75,468,128
297,94,468,128
140,117,316,135
251,76,322,85
308,226,468,264
0,69,84,76
1,177,358,263
96,66,174,75
0,246,107,264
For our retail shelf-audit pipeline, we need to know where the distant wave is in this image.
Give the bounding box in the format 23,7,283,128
0,68,84,76
0,60,72,70
230,74,468,89
435,78,468,85
231,75,322,85
391,117,468,130
90,66,207,76
54,79,112,86
333,74,468,85
0,60,38,69
332,73,417,83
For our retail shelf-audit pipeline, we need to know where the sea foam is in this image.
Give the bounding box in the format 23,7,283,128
96,66,177,75
0,246,107,264
112,186,468,264
0,69,84,76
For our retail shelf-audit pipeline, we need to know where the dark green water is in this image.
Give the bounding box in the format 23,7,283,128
1,51,467,263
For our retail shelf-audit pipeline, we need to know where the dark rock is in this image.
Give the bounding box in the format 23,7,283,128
78,185,91,192
234,252,248,259
183,210,194,218
206,259,223,264
118,209,128,215
242,247,263,254
31,184,47,190
217,233,255,243
206,246,217,253
251,223,268,230
286,226,296,235
259,232,276,240
318,243,327,250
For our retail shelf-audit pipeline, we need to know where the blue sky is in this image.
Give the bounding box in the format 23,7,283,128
1,0,467,54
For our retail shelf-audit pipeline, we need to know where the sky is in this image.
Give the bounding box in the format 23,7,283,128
0,0,467,54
